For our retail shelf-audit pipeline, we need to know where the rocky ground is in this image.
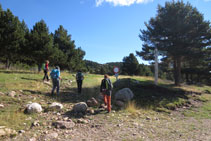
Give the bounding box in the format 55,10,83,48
3,93,210,141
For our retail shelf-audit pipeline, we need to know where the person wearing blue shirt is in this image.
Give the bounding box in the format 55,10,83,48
50,66,61,96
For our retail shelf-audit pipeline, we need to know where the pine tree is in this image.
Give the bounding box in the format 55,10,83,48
137,1,211,85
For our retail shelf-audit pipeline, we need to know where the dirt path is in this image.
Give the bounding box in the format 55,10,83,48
9,103,211,141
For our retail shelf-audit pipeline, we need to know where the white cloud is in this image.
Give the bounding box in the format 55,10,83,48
96,0,153,7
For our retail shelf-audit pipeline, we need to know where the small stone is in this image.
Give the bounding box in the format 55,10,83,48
77,119,88,124
32,120,40,127
43,131,48,134
49,102,63,111
52,121,75,129
18,130,25,134
63,117,69,121
57,113,61,116
146,117,151,120
29,137,36,141
8,91,16,97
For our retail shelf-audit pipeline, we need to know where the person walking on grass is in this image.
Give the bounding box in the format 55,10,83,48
43,60,50,81
76,70,84,93
50,66,61,96
100,74,113,113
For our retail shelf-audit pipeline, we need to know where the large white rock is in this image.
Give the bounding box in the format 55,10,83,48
26,103,42,114
73,102,88,113
49,102,63,111
115,88,134,102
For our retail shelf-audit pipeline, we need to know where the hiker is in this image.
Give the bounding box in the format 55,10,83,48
76,70,84,93
50,66,61,96
43,60,50,81
100,74,113,113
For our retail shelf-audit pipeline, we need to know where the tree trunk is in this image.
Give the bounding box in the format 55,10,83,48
185,73,189,83
38,64,42,72
174,57,182,86
6,59,10,70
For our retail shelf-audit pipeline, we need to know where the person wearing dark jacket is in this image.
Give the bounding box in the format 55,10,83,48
100,74,113,113
76,70,84,93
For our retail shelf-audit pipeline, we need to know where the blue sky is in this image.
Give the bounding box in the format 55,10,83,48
0,0,211,64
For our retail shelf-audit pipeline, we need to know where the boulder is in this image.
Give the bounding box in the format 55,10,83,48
73,102,87,113
115,100,125,107
8,91,16,97
26,103,42,114
115,88,134,102
86,97,98,107
52,121,75,129
49,102,63,111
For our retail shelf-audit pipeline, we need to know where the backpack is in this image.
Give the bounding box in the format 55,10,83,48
50,69,58,79
101,78,113,90
76,72,83,80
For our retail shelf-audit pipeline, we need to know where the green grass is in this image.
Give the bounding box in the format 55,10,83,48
183,94,211,119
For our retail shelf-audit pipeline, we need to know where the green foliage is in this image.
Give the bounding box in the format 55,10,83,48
53,25,86,71
137,1,211,85
0,6,86,72
122,53,139,75
0,8,25,68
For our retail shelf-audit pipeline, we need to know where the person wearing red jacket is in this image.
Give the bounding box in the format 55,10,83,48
43,60,49,81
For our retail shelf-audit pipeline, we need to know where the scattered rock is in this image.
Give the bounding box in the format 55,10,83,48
8,91,16,97
73,102,88,113
44,132,58,139
32,120,40,127
63,117,69,121
0,126,17,137
49,102,63,111
146,117,151,120
87,109,95,114
18,130,25,134
52,121,75,129
77,119,89,124
0,104,4,108
115,88,134,102
86,97,98,107
57,112,61,116
115,100,125,107
29,137,36,141
26,103,42,114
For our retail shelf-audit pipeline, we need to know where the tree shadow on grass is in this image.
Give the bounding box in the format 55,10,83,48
113,78,202,110
0,70,37,74
21,77,41,82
